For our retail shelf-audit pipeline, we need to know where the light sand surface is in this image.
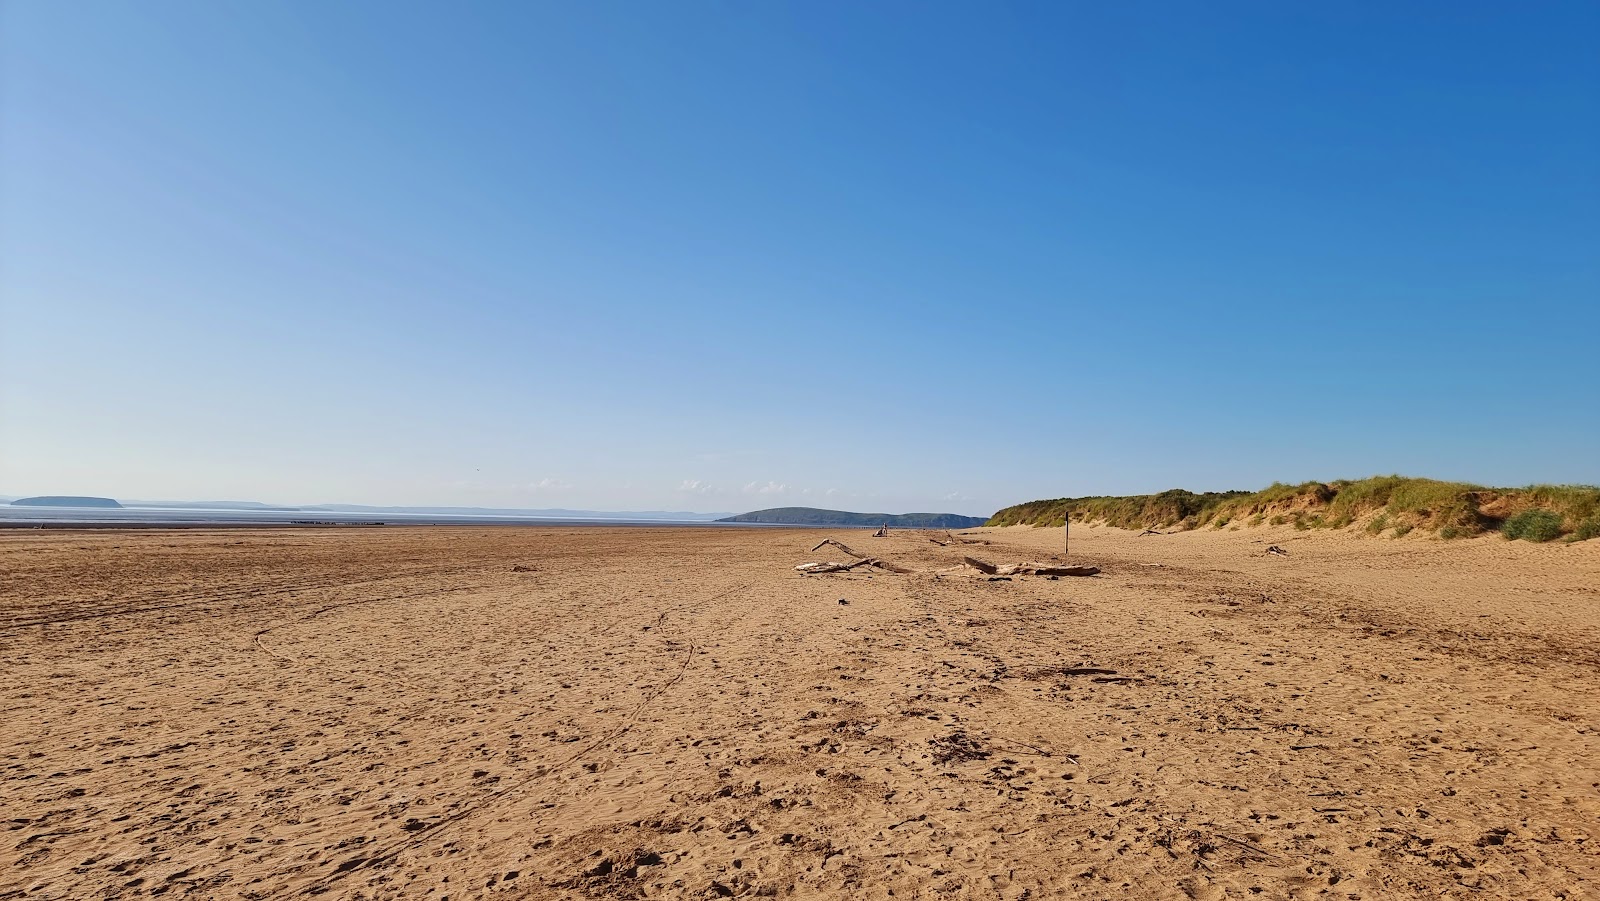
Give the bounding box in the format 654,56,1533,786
2,525,1596,900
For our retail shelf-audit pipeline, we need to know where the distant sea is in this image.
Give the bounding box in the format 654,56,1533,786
0,505,756,529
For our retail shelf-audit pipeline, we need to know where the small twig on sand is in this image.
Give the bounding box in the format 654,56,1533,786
989,737,1058,757
1211,832,1280,859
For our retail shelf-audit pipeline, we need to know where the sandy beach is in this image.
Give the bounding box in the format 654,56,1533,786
2,525,1596,899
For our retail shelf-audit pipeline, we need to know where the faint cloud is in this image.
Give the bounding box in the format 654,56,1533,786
941,491,971,502
691,450,754,463
742,480,789,496
527,478,571,491
678,479,715,494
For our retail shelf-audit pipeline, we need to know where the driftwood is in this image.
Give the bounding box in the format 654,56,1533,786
963,556,1099,577
796,560,870,574
1003,563,1100,577
798,539,913,574
962,555,998,574
1139,529,1165,537
795,559,911,574
799,542,1092,578
1265,545,1289,557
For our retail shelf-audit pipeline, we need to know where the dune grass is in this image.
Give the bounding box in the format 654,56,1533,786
984,489,1250,531
1571,517,1600,543
1502,510,1563,543
988,476,1600,541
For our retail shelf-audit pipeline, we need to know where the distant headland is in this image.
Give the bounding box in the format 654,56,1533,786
9,496,124,508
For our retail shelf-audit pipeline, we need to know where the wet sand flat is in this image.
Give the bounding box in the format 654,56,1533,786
2,525,1596,899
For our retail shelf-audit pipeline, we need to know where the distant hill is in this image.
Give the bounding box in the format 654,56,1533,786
988,476,1600,542
10,495,124,508
719,507,988,528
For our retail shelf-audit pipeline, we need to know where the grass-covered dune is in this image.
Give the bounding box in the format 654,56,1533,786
988,476,1600,542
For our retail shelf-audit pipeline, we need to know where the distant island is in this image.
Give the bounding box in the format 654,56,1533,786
719,507,988,528
10,496,124,508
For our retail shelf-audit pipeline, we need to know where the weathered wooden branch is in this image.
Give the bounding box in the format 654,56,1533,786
796,558,913,575
796,560,875,574
799,543,1091,578
812,538,866,558
798,539,914,574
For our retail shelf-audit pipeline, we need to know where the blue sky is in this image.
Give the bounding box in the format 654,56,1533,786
2,1,1596,515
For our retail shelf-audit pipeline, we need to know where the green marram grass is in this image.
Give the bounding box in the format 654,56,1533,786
987,476,1600,541
1502,509,1563,543
1570,517,1600,543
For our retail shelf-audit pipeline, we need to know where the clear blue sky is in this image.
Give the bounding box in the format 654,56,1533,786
2,2,1596,515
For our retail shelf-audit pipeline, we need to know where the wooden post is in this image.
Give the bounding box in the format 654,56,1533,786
1064,511,1069,560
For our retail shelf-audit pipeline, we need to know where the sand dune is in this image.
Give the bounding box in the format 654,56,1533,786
2,525,1595,899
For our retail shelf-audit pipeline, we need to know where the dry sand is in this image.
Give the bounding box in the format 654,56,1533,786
2,524,1596,900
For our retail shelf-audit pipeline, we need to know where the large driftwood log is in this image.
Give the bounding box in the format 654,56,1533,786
795,560,873,574
1001,563,1100,577
962,556,998,574
963,556,1098,577
795,559,912,575
799,543,1093,578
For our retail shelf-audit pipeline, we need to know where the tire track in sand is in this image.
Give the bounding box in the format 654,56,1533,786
293,582,749,896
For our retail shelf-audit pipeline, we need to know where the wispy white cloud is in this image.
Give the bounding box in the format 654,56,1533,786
677,479,715,494
742,480,789,496
528,477,571,491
